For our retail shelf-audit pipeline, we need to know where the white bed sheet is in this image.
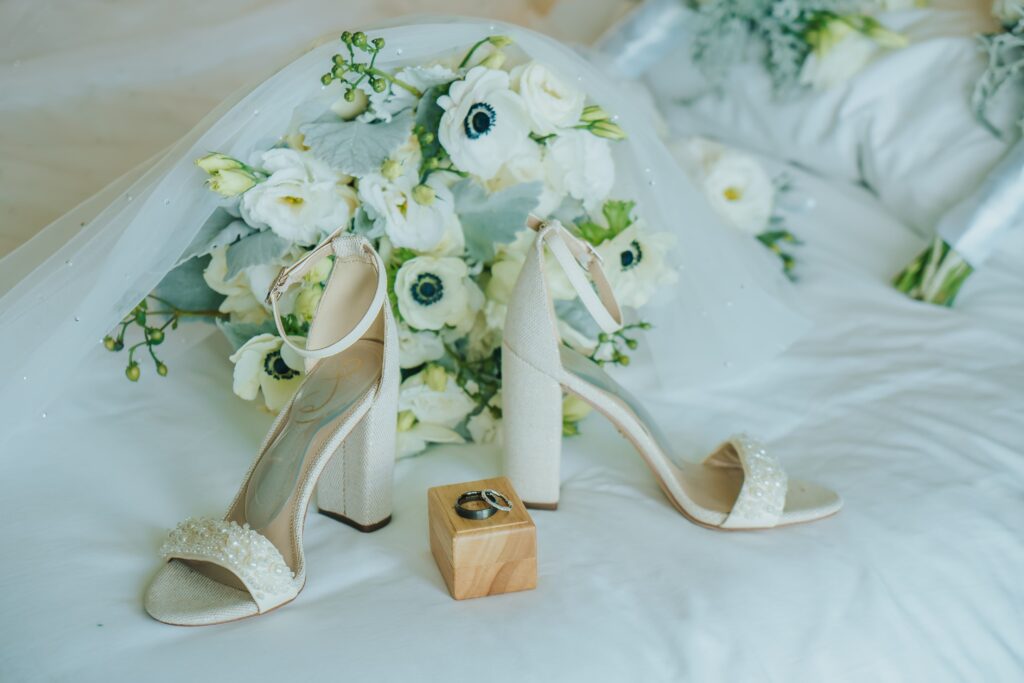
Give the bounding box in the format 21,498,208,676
3,1,1024,681
2,162,1022,681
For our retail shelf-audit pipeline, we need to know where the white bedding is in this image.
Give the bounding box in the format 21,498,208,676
3,1,1024,681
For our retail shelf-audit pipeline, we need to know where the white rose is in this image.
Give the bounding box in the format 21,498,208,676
510,61,586,135
394,256,480,331
993,0,1024,24
228,333,305,412
486,141,565,216
437,66,532,180
241,148,356,245
358,170,455,252
545,129,615,211
595,222,678,309
361,65,457,123
397,323,446,369
399,366,477,428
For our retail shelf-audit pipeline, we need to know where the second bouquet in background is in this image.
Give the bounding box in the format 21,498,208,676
105,30,678,458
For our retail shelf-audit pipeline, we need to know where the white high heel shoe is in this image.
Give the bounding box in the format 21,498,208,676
501,218,841,530
144,230,398,625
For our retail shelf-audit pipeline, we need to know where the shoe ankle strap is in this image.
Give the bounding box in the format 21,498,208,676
266,228,387,359
528,215,623,334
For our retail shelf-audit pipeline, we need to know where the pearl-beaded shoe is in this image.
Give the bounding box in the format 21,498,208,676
144,231,398,625
500,218,841,529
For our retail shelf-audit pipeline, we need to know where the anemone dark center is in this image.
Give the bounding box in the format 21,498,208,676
264,350,299,380
620,240,643,270
464,102,496,139
411,272,444,306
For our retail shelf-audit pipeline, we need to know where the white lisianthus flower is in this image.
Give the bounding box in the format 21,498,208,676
399,365,477,428
437,66,531,180
596,222,678,309
545,129,615,211
229,333,306,412
467,407,502,446
397,420,464,459
993,0,1024,24
241,148,357,245
358,170,455,252
203,245,276,324
397,323,446,369
800,17,906,90
486,142,565,216
395,256,480,331
676,137,775,236
510,61,586,135
361,65,457,123
489,230,577,302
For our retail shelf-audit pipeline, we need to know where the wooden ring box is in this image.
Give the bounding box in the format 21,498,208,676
428,476,537,600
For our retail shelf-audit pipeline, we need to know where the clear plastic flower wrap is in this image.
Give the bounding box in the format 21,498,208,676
0,17,809,443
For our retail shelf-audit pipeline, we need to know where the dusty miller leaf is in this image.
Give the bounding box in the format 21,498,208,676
155,255,225,314
301,110,414,176
178,208,254,265
225,230,291,280
452,180,541,262
217,319,276,351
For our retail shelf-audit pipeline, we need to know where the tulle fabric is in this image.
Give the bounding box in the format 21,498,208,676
0,17,808,441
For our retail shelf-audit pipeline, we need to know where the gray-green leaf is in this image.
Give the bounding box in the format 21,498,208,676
178,208,255,265
452,180,541,262
415,85,446,159
225,230,292,280
155,255,225,315
301,110,414,176
217,319,277,351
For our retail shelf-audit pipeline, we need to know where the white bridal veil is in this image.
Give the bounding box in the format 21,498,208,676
0,17,808,441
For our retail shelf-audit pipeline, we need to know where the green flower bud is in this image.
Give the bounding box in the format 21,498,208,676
341,31,353,43
147,328,165,345
424,156,440,170
397,410,417,432
195,153,242,174
332,54,346,66
488,35,513,48
207,168,257,197
320,73,333,86
125,364,141,382
381,158,403,181
590,120,627,141
156,362,169,377
371,78,387,94
618,354,631,366
412,184,436,206
344,89,357,102
579,105,611,123
372,37,385,49
480,51,506,70
423,364,448,393
625,338,638,350
420,131,435,145
103,336,116,351
352,31,367,48
562,394,592,423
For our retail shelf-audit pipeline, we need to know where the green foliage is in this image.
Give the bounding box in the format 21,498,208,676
155,255,226,313
577,199,636,245
301,110,414,176
452,180,542,262
225,229,292,279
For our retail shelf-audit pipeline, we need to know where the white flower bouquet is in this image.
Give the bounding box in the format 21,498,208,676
102,29,679,457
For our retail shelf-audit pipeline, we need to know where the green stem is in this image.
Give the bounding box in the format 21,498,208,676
458,37,491,69
368,67,422,97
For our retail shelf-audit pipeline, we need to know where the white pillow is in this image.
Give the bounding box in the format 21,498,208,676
645,6,1009,234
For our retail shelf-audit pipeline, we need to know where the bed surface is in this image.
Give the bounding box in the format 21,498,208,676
2,1,1023,681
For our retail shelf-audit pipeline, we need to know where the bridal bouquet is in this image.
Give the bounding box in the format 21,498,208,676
103,30,677,456
691,0,909,91
893,1,1024,306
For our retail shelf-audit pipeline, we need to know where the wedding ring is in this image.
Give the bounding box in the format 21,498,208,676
455,491,497,520
481,489,513,512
